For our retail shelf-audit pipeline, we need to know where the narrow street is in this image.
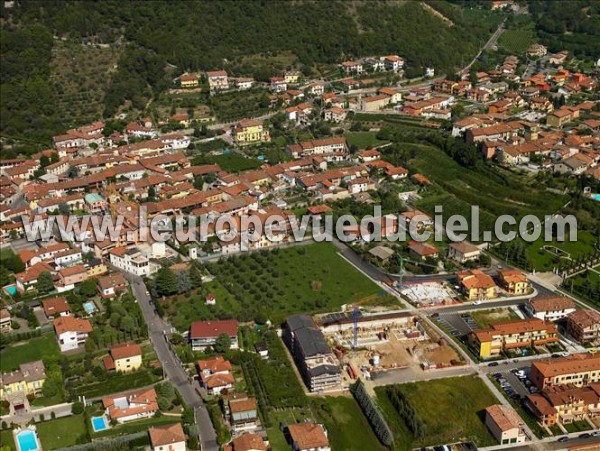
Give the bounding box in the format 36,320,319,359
126,275,219,451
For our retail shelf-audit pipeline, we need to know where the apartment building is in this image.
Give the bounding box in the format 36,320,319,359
103,342,143,373
529,352,600,390
526,384,600,426
54,316,93,352
458,269,498,301
189,320,239,351
470,318,559,359
284,314,341,392
108,247,152,277
285,137,347,159
206,70,229,92
567,310,600,344
232,119,270,145
0,361,46,400
525,296,576,322
497,268,530,295
447,241,481,263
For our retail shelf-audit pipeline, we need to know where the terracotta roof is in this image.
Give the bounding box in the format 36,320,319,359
529,296,575,313
288,422,329,449
229,397,257,413
42,297,70,316
198,356,232,373
231,433,267,451
458,269,496,289
102,387,158,420
498,268,528,284
148,423,186,447
190,320,238,339
110,342,142,360
53,316,93,335
568,309,600,329
531,352,600,378
486,404,522,432
203,372,235,388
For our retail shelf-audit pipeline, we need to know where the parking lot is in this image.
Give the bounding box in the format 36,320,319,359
490,365,537,401
435,313,474,337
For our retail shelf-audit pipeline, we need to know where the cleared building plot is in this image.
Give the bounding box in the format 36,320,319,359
400,281,460,307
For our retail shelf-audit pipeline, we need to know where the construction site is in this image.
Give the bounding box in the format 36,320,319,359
400,281,460,307
313,308,464,383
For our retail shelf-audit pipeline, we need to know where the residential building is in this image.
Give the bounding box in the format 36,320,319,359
567,310,600,345
97,273,128,298
232,119,270,145
109,247,152,277
229,395,259,431
190,320,239,351
103,342,143,373
179,73,199,88
285,137,347,159
382,55,404,72
485,404,527,445
223,432,268,451
149,423,187,451
529,352,600,390
54,316,93,352
206,70,229,92
448,241,481,263
270,77,287,92
0,361,46,400
283,314,341,392
458,269,497,300
526,384,600,426
359,94,391,111
470,318,559,359
197,356,234,395
525,296,576,322
42,297,71,319
497,269,530,295
0,308,11,333
341,61,363,75
102,387,159,423
287,422,331,451
323,107,346,123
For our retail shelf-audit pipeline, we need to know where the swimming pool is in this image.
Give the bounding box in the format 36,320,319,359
91,415,109,432
83,301,96,314
15,429,40,451
4,285,17,296
591,193,600,202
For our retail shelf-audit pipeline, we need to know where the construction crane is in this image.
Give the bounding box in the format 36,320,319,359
386,254,439,288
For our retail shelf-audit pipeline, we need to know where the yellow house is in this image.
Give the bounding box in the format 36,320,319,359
498,268,530,295
458,269,497,301
471,318,559,359
284,71,301,84
179,73,199,88
233,119,270,145
0,361,46,400
103,342,142,373
86,262,108,278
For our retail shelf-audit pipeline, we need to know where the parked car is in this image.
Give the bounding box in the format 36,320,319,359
558,436,569,442
488,362,499,367
592,431,600,437
579,433,591,439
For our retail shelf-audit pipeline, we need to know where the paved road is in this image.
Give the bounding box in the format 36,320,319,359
128,276,218,451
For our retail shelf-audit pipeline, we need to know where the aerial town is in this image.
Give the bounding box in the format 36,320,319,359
0,1,599,451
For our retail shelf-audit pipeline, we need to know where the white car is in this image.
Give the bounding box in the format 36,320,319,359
473,300,482,305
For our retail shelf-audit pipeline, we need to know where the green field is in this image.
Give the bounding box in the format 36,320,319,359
266,397,387,451
71,369,158,398
376,376,498,449
0,334,61,371
37,414,88,449
525,231,599,271
345,131,388,149
498,29,535,53
405,143,567,232
206,153,263,173
162,280,240,332
209,242,385,323
0,430,15,451
471,308,520,329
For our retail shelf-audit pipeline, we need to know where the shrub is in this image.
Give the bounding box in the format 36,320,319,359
72,401,84,414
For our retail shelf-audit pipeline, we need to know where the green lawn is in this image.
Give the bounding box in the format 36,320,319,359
208,242,385,323
525,230,599,271
71,369,158,398
37,414,88,449
471,308,520,329
345,131,388,150
92,415,180,438
0,333,61,371
375,376,498,449
563,420,592,433
0,430,15,451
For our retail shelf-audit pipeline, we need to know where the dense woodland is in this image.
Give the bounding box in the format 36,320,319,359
0,0,598,145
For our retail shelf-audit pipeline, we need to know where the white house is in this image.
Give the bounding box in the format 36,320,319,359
108,247,152,277
103,388,158,424
54,316,93,352
526,296,576,322
149,423,186,451
198,356,234,395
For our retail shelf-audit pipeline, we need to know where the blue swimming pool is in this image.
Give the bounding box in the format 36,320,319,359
83,301,96,314
16,430,40,451
91,415,108,432
591,193,600,202
5,285,17,295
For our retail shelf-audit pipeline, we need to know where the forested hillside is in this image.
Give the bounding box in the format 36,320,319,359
0,0,505,144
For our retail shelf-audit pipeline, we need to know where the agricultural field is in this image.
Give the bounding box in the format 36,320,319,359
345,131,389,149
209,242,386,323
160,280,241,332
193,151,263,173
405,143,568,232
209,89,271,122
375,376,498,449
49,41,121,127
497,29,535,54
